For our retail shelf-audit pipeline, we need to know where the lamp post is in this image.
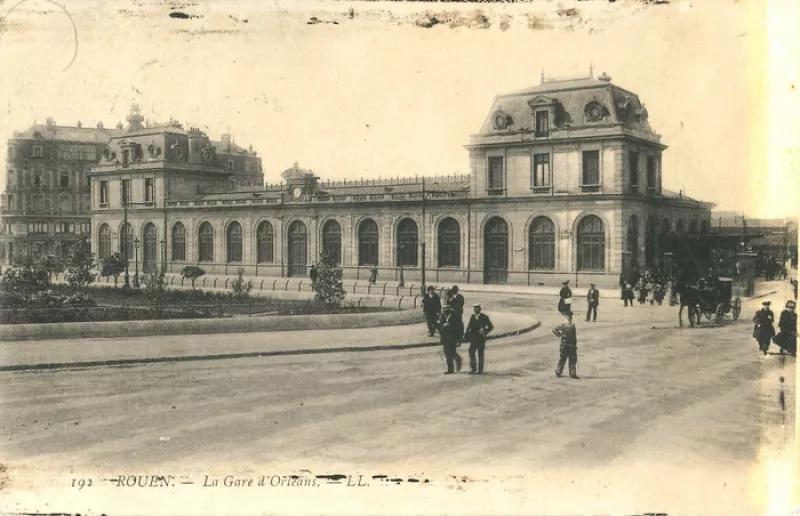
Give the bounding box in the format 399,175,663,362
399,243,405,287
133,237,140,288
160,238,166,274
122,196,130,289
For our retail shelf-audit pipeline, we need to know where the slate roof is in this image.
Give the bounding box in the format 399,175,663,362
477,74,655,138
12,123,124,143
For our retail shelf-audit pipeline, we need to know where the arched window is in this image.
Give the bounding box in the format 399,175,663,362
577,215,605,270
322,220,342,265
661,218,671,235
256,221,274,264
358,219,379,266
529,216,555,269
437,217,461,267
171,222,186,261
120,223,133,260
675,219,685,235
227,221,243,263
647,215,659,267
700,220,710,233
143,223,157,273
688,219,698,234
627,215,639,266
396,218,418,267
198,222,214,262
98,224,111,259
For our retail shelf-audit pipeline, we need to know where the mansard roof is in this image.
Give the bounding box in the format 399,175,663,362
12,123,124,143
475,73,658,143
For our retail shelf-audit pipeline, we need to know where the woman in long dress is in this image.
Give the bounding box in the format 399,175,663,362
774,300,797,356
753,301,776,356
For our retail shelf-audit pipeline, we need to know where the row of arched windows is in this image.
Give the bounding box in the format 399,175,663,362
96,215,608,270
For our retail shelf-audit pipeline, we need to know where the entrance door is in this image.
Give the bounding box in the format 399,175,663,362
287,220,308,277
143,223,157,273
484,217,508,284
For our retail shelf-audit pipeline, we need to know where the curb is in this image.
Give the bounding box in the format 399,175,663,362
747,291,778,301
0,321,541,373
0,309,423,343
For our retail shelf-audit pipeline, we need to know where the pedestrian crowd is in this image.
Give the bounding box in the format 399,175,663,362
618,266,669,308
753,299,797,357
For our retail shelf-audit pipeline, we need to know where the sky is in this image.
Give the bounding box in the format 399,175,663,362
0,0,797,218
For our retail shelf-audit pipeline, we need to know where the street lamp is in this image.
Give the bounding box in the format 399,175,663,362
160,238,166,274
133,237,140,287
398,242,405,287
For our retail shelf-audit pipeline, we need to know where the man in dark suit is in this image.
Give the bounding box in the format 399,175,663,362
422,285,442,337
586,283,600,322
447,285,466,339
463,303,494,374
438,306,462,374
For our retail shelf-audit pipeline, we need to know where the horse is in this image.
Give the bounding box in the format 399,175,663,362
674,280,700,328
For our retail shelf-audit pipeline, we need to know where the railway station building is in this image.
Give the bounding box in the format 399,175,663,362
87,72,714,287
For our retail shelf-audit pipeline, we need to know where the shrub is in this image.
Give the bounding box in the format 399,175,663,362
313,251,346,305
181,265,206,290
64,238,96,289
35,255,65,285
100,253,129,288
142,270,169,316
0,266,50,303
230,268,253,302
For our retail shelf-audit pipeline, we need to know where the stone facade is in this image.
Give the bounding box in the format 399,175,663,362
88,74,714,288
0,117,116,264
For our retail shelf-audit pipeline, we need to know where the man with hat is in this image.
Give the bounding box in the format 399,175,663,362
438,305,463,374
775,300,797,356
463,303,494,374
753,301,776,356
585,283,600,322
422,285,442,337
558,280,572,315
447,285,466,340
552,310,579,379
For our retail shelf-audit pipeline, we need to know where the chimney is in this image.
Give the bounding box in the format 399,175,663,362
97,121,104,129
76,121,82,128
126,103,145,132
221,133,232,151
46,117,55,129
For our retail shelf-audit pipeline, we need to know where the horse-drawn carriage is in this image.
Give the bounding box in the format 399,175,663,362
695,277,742,324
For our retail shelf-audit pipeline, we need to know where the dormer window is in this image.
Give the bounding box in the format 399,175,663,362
535,111,550,137
584,101,607,123
492,110,513,131
122,150,130,167
32,145,43,158
228,160,235,171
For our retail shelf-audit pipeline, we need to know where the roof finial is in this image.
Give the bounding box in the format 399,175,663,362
589,62,594,78
540,69,545,84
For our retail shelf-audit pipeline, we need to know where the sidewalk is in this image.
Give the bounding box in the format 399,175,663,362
0,311,539,371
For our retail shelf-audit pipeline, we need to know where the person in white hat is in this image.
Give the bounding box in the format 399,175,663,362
753,301,776,355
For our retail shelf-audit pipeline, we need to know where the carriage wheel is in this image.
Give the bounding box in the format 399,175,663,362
732,297,742,321
715,303,725,324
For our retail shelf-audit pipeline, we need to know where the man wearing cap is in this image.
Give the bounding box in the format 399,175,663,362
447,285,466,340
552,310,579,379
464,304,494,374
438,306,463,374
558,280,572,315
775,300,797,356
753,301,776,356
422,285,442,337
586,283,600,322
